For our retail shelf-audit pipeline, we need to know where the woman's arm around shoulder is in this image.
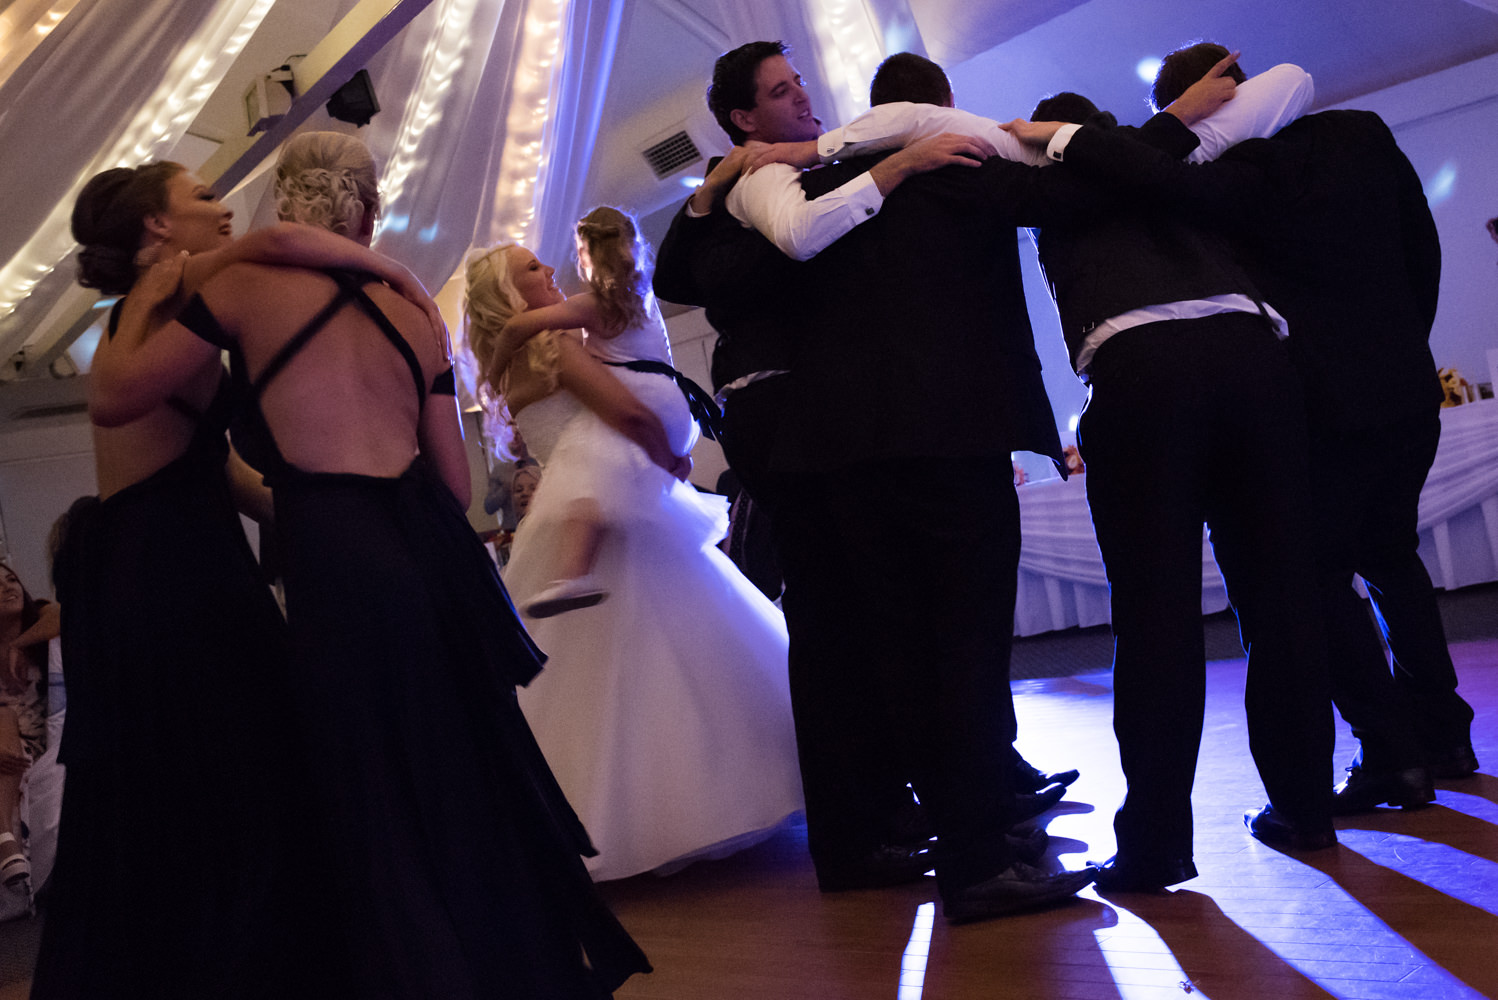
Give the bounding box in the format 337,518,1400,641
89,253,223,427
488,293,606,385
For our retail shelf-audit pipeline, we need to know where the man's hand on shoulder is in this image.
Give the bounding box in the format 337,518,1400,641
743,139,820,174
689,145,756,215
870,132,995,195
1001,119,1064,148
1163,49,1241,126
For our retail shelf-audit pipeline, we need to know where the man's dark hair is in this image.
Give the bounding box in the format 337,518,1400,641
707,40,789,145
1031,92,1117,129
1152,41,1246,110
869,52,951,107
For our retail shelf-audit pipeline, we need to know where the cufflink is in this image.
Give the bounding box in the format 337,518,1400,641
865,207,875,216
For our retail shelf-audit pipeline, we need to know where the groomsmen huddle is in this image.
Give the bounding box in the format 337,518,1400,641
655,38,1476,924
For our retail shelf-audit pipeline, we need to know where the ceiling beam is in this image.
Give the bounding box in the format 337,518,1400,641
203,0,437,195
2,0,437,416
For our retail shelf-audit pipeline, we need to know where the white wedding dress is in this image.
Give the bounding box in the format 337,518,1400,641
505,299,803,881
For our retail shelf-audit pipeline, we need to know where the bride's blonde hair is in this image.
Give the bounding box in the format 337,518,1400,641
274,131,380,238
463,244,561,458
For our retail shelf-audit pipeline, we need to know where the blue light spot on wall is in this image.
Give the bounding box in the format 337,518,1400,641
419,222,440,242
1137,57,1163,85
1425,162,1457,206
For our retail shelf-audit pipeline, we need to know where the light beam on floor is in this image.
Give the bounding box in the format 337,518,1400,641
897,902,935,999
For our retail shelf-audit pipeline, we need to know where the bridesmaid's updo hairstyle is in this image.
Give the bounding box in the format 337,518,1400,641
274,131,380,238
71,161,184,295
575,206,651,334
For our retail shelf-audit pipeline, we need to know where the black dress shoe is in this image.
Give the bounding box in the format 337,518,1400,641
1429,744,1480,779
1014,755,1081,793
1244,805,1336,851
1091,854,1198,892
816,843,933,892
1013,782,1067,823
1006,826,1049,866
942,863,1097,924
1333,762,1435,814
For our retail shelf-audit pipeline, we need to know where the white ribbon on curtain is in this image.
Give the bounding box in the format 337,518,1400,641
0,0,275,351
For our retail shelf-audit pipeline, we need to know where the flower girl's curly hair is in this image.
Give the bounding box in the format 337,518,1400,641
575,206,652,334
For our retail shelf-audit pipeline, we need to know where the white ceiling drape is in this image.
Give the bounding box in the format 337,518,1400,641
526,0,628,275
354,0,627,296
0,0,274,353
357,0,529,292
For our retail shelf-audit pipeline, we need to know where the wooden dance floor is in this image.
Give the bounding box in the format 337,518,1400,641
0,640,1490,997
602,638,1498,1000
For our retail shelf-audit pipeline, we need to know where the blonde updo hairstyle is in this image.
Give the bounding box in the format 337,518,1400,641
575,205,651,334
463,244,562,457
273,131,380,239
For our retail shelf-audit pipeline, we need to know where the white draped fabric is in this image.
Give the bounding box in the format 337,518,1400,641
1418,401,1498,590
526,0,628,273
0,0,273,349
1012,401,1498,637
347,0,626,385
1013,475,1228,638
358,0,528,293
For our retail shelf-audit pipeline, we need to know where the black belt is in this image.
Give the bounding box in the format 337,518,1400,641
603,359,723,441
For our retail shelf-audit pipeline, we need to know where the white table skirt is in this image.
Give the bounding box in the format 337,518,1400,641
1013,400,1498,638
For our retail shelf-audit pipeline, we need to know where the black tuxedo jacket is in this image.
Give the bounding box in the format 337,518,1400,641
653,163,813,392
1032,117,1259,369
777,153,1110,472
1063,110,1443,431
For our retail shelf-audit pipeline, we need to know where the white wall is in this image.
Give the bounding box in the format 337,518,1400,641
0,415,95,594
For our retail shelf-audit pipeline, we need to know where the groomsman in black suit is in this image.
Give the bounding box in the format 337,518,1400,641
1033,43,1473,814
656,44,1078,904
757,65,1129,922
991,70,1337,891
1144,44,1474,796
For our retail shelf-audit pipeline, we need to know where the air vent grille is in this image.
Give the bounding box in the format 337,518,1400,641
642,130,702,179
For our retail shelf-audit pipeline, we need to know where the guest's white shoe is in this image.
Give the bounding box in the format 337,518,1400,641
524,574,608,619
0,833,28,888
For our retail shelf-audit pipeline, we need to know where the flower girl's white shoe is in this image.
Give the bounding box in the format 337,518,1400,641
523,574,608,619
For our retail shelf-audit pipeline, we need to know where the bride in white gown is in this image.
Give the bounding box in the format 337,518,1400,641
464,209,802,881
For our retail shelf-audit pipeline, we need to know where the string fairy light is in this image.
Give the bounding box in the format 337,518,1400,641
376,0,481,239
0,0,275,337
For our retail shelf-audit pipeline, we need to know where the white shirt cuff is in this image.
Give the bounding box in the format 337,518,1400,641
842,170,884,218
818,126,846,162
1046,123,1083,162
